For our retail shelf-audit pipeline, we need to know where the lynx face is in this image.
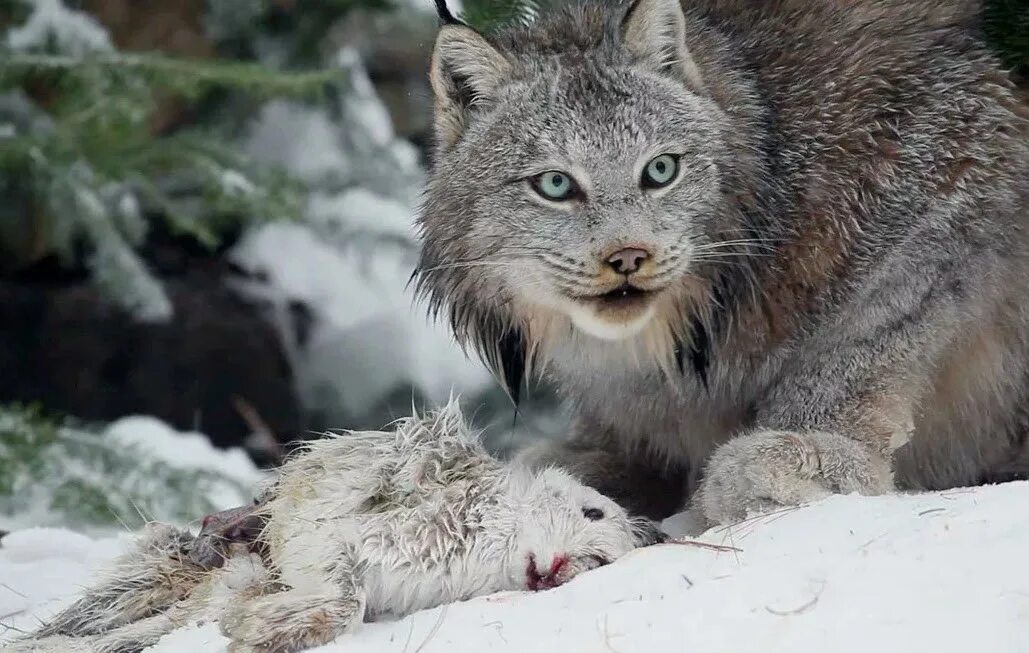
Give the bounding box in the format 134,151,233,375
418,0,735,356
461,76,723,341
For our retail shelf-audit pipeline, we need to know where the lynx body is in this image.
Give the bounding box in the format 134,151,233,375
416,0,1029,522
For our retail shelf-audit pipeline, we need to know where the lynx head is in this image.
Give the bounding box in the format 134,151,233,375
416,0,759,398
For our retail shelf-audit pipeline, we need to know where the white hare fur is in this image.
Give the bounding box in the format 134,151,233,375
14,401,661,653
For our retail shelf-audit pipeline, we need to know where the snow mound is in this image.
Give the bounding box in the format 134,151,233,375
103,416,266,511
3,482,1026,652
104,416,261,489
0,411,265,533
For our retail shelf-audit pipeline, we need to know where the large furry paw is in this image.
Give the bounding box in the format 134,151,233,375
221,589,363,653
697,430,893,524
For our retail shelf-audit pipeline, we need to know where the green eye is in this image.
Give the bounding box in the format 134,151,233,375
531,171,578,201
642,154,679,189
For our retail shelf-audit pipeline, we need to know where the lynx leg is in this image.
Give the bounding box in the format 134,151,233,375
697,430,894,524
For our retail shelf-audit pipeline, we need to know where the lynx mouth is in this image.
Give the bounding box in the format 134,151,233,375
563,282,662,340
584,283,654,311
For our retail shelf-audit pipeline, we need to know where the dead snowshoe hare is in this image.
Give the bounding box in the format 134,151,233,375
14,402,664,653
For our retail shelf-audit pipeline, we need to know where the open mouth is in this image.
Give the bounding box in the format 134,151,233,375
526,555,567,591
585,283,653,310
564,282,663,339
525,555,611,591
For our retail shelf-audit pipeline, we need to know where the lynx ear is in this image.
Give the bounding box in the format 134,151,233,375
620,0,704,92
430,25,512,151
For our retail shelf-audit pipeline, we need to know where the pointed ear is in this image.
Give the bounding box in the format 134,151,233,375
429,25,512,151
620,0,705,92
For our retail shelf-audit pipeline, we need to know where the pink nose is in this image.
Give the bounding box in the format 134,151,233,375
606,247,650,274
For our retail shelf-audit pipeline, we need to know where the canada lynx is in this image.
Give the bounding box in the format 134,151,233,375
415,0,1029,523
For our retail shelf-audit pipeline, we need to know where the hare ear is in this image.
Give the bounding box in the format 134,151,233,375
620,0,705,92
429,25,512,151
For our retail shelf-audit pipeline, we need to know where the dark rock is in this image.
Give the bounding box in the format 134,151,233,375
0,261,302,455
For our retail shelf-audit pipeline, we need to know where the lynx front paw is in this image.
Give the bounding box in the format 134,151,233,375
697,430,893,524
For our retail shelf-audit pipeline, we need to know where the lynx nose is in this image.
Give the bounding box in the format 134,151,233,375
606,247,650,274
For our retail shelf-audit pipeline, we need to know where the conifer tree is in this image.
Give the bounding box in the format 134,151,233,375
0,0,349,320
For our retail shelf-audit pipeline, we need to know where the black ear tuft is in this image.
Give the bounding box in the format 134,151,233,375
433,0,466,26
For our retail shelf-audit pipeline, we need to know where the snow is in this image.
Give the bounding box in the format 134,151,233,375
103,416,265,507
233,49,492,427
217,170,257,198
244,101,349,188
0,414,265,534
4,482,1028,652
0,529,130,630
335,47,397,149
230,219,491,421
307,187,416,242
6,0,113,55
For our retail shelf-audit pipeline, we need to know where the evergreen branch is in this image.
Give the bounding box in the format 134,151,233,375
0,51,343,98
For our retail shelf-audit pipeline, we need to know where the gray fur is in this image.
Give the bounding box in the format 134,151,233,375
415,0,1029,522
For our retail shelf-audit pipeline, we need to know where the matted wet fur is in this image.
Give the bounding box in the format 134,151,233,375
13,403,662,653
415,0,1029,522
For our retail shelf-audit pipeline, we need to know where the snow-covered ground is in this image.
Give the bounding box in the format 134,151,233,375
4,482,1027,652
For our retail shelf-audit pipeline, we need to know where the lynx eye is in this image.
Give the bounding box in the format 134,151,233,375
531,171,578,201
642,154,679,189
